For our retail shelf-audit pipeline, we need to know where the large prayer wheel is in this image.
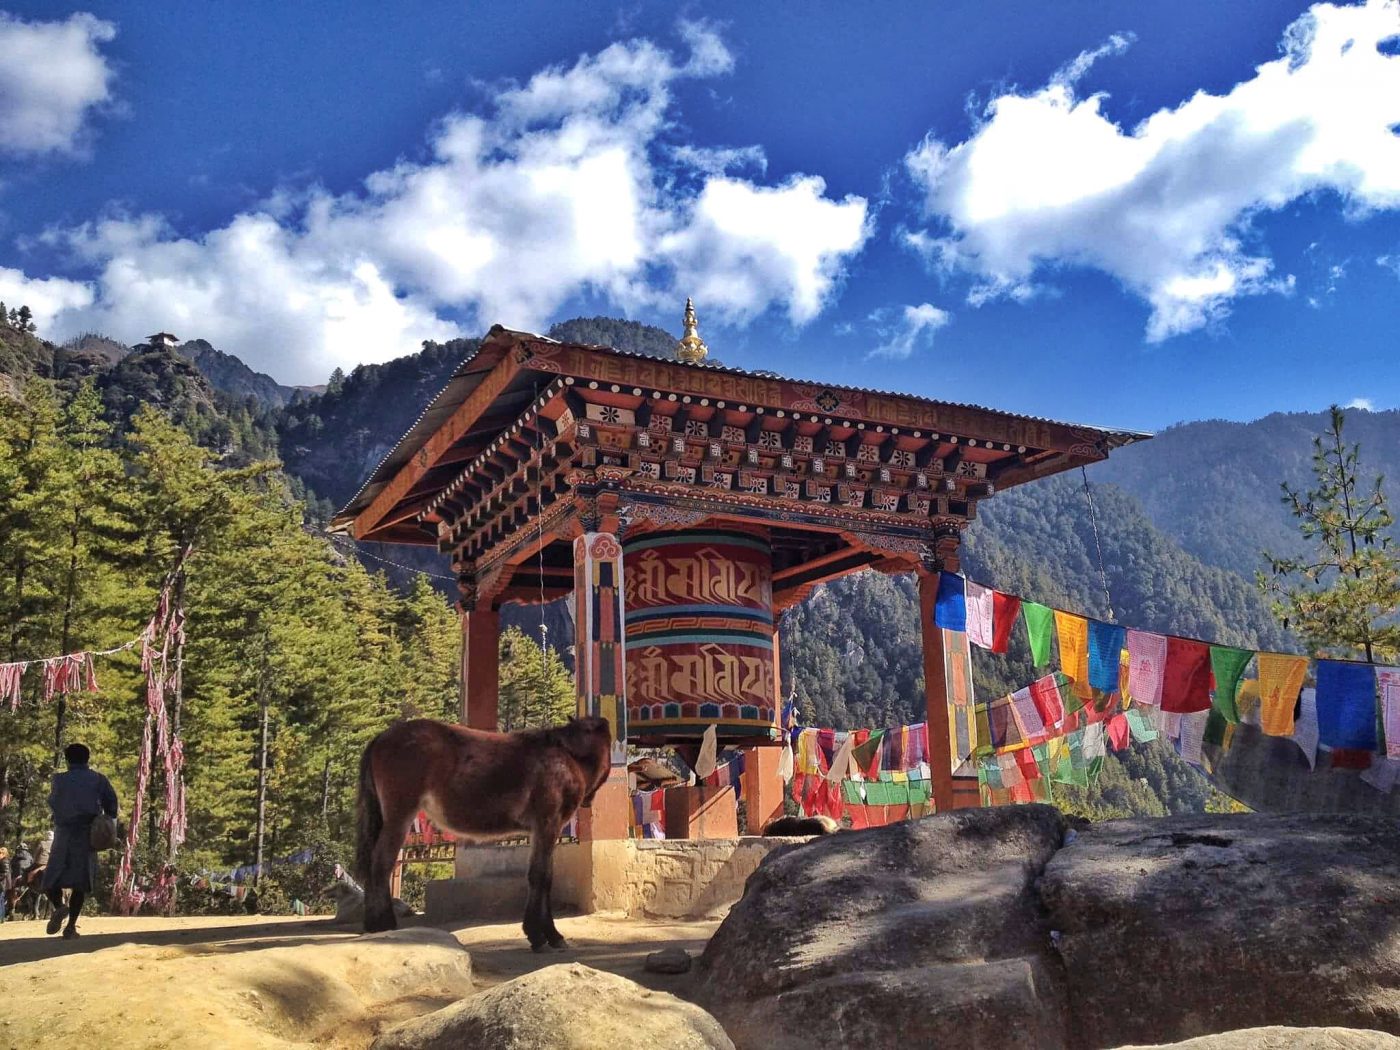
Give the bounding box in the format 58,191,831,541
623,527,780,743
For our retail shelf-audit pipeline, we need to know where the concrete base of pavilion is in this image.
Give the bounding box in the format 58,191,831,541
425,836,795,924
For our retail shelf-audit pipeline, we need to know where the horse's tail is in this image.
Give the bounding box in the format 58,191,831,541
354,740,382,885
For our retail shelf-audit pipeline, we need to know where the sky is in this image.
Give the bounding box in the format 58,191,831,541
0,1,1397,433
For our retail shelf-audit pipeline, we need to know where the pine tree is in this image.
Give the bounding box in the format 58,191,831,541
1260,405,1400,662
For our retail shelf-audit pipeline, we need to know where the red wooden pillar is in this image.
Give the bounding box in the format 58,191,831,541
573,531,630,841
458,604,499,730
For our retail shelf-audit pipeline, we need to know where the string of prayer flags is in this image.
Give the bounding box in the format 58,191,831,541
1022,602,1055,668
965,581,995,650
1,661,26,711
991,592,1022,654
1210,645,1254,723
1126,631,1166,707
852,729,885,779
1054,611,1091,698
1161,637,1212,713
1315,660,1379,751
1088,621,1127,694
41,652,99,701
1379,668,1400,761
934,571,966,631
1256,653,1307,736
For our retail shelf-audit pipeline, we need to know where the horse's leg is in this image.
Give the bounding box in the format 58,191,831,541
365,801,414,933
524,815,565,952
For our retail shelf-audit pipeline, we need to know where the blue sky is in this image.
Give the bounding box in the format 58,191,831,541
0,1,1397,432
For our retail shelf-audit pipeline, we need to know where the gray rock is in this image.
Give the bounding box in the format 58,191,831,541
645,947,694,974
1116,1027,1400,1049
698,809,1400,1050
371,962,732,1050
696,804,1069,1050
1039,813,1400,1048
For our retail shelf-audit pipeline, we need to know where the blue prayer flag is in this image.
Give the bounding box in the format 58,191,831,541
934,571,966,631
1088,621,1127,693
1316,660,1379,751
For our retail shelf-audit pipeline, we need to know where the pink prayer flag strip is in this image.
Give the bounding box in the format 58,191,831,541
1126,630,1167,707
1380,668,1400,761
965,582,996,651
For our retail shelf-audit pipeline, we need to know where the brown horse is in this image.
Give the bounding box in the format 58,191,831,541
354,716,611,950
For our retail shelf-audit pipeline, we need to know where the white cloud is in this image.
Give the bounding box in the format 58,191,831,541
0,11,116,156
867,302,951,359
0,265,94,329
904,0,1400,341
23,25,869,383
661,175,870,325
1344,396,1376,410
1380,253,1400,277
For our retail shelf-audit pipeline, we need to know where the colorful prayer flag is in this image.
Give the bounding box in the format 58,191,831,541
1022,602,1055,668
1054,611,1090,698
1379,668,1400,761
1292,688,1320,770
1161,637,1212,714
1126,631,1167,707
965,581,995,650
1088,621,1127,695
991,592,1022,654
934,572,966,631
1029,673,1067,730
1257,653,1307,736
1315,660,1378,751
1209,645,1254,723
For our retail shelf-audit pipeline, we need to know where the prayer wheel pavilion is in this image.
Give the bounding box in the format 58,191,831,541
332,303,1146,849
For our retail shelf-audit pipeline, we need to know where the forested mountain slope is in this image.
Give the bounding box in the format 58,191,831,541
1091,409,1400,578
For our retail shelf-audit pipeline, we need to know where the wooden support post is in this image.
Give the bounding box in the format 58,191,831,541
741,619,786,832
918,570,958,816
458,605,500,730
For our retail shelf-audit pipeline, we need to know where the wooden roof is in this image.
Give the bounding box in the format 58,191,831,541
334,326,1148,542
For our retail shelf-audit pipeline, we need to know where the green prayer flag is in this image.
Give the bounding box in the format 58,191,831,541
1202,709,1231,749
1210,645,1253,723
1125,708,1159,743
840,779,865,805
1022,602,1056,667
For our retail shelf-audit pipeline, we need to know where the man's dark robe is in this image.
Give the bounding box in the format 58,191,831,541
41,764,118,893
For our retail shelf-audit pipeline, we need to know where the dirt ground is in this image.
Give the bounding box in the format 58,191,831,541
0,910,721,1048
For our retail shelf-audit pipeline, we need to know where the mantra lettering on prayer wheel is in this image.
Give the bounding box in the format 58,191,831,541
623,529,780,742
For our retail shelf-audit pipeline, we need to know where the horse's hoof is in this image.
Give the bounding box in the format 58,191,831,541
530,941,549,953
547,936,569,951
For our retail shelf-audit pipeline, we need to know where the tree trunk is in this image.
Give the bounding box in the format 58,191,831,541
253,662,270,887
320,758,331,827
168,569,187,864
53,514,81,766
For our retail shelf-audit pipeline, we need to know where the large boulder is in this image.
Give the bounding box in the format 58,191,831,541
698,809,1400,1050
696,804,1070,1050
371,962,733,1050
1039,813,1400,1048
1118,1028,1400,1049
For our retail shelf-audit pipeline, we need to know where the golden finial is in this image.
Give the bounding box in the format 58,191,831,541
676,297,708,365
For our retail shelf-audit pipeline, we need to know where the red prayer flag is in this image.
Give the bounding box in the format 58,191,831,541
1161,638,1212,713
1029,674,1065,729
991,592,1022,654
1107,713,1130,752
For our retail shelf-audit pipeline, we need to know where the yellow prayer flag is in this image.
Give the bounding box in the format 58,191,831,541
1258,653,1308,736
1054,610,1091,700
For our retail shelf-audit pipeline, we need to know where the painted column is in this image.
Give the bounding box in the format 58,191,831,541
573,531,631,842
457,600,499,731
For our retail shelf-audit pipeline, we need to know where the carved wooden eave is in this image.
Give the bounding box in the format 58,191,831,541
331,326,1149,607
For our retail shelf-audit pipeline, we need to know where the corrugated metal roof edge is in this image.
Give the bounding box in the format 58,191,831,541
330,325,1152,530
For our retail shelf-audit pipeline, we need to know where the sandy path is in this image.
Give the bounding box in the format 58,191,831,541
0,911,720,1048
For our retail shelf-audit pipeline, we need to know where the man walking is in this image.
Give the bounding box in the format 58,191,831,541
42,743,118,939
